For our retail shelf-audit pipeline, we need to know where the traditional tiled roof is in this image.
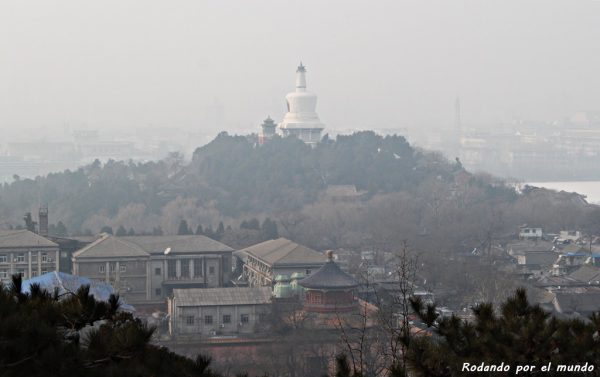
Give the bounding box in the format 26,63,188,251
0,230,58,249
172,286,272,306
123,235,233,254
299,258,358,290
240,238,327,267
73,235,149,259
554,290,600,314
569,265,600,283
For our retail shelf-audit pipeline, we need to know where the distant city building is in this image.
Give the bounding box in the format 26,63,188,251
237,237,327,287
0,230,60,283
72,234,233,306
278,63,325,147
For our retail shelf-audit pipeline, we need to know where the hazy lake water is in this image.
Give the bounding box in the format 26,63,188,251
529,181,600,204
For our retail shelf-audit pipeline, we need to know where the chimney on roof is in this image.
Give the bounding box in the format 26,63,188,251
39,205,49,237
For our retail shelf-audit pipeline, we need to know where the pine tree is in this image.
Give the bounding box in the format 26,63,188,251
115,225,127,236
177,220,192,235
100,225,113,235
55,221,68,237
196,224,204,235
261,218,279,240
405,288,600,376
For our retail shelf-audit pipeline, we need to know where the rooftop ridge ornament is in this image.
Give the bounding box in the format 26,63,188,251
297,62,306,73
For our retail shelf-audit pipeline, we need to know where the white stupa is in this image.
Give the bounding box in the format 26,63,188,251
278,63,325,146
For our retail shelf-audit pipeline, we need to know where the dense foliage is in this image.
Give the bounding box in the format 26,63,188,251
0,132,465,233
405,288,600,376
0,275,220,377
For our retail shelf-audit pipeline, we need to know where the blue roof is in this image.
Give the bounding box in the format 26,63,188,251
22,271,134,311
565,252,587,257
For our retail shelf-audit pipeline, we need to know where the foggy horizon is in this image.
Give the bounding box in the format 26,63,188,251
2,0,599,140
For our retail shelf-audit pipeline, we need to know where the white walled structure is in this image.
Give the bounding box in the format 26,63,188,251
278,63,325,146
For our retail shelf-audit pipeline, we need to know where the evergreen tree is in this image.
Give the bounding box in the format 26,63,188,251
54,221,68,237
127,227,136,236
0,274,223,377
100,225,113,235
115,225,127,236
23,212,37,232
177,220,192,235
216,222,225,240
196,224,204,235
152,226,164,236
261,218,279,240
405,288,600,376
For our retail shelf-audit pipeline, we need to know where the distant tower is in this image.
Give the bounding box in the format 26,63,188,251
258,116,277,145
278,63,325,147
39,205,49,237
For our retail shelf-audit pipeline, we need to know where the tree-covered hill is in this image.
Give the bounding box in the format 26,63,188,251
0,131,469,233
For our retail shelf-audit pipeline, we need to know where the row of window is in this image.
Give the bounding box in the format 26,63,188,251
0,254,53,263
0,269,50,279
97,263,217,276
99,264,127,273
185,314,249,326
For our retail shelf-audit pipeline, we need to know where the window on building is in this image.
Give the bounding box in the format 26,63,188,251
41,253,48,263
155,288,162,296
193,258,202,277
41,269,48,275
313,292,322,304
31,254,37,262
186,316,195,325
120,264,127,273
61,251,68,258
155,267,161,276
222,314,231,324
109,262,116,272
209,266,215,275
32,271,38,277
258,313,266,323
180,259,190,278
0,271,7,279
0,255,6,263
167,260,176,278
240,314,249,324
17,269,25,278
204,315,213,325
99,265,105,273
16,254,25,263
305,269,312,275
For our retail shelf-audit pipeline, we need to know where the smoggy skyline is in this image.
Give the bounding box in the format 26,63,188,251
1,0,599,139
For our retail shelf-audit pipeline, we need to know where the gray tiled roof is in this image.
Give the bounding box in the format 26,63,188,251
73,235,149,259
172,286,272,306
508,241,554,254
241,238,327,266
73,234,234,259
299,260,358,289
554,291,600,313
0,230,58,248
123,235,233,254
569,265,600,283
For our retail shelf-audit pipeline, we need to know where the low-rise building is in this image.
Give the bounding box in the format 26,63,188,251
72,234,233,305
168,286,272,337
519,227,543,240
0,230,59,283
238,238,327,287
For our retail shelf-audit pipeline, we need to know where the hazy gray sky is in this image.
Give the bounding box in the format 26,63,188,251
1,0,599,136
